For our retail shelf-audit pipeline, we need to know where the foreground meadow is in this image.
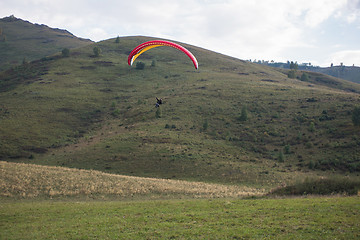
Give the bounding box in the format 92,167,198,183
1,197,359,239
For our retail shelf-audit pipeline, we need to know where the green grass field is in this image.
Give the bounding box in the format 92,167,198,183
1,30,360,240
1,197,359,239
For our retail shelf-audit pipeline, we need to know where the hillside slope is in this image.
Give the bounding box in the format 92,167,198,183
0,15,92,71
259,62,360,84
314,66,360,84
0,36,359,188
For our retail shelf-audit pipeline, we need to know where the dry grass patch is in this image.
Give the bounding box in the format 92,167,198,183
0,161,264,199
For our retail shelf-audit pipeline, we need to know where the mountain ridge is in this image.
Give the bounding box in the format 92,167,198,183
0,15,93,71
257,60,360,84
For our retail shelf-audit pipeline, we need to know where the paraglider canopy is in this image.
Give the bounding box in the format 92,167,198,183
128,40,198,69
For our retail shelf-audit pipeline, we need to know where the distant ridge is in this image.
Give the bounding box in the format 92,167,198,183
0,15,93,71
255,60,360,84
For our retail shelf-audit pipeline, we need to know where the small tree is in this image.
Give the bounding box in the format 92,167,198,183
151,60,157,67
290,61,298,70
93,46,101,57
202,119,208,131
278,150,285,162
238,106,248,121
309,122,315,132
288,70,296,79
308,160,315,169
352,106,360,126
136,62,145,70
62,48,70,57
300,72,309,81
115,36,120,43
155,107,161,118
284,144,290,154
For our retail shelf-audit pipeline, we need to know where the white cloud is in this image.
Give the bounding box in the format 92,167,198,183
303,0,347,27
1,0,360,66
328,50,360,66
87,28,109,42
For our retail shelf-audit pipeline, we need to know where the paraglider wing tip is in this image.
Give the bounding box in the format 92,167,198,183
128,57,133,66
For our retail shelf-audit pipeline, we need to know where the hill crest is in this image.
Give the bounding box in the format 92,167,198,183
0,15,93,71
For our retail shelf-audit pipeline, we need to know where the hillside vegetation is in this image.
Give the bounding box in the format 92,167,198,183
0,36,359,189
259,61,360,84
315,65,360,84
0,15,92,71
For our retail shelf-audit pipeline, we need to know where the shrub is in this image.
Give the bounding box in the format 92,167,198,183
155,108,161,118
111,109,120,117
238,106,248,121
269,177,360,196
305,142,313,149
62,48,70,57
352,106,360,126
22,57,28,65
300,72,309,81
309,122,315,132
284,144,290,154
93,46,101,57
308,160,315,169
278,150,285,162
202,119,208,131
290,61,298,70
136,62,145,70
151,60,156,67
287,70,296,79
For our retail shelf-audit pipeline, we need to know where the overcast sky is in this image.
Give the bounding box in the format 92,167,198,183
1,0,360,67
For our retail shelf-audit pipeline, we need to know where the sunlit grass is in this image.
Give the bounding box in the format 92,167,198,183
0,161,263,200
1,197,359,239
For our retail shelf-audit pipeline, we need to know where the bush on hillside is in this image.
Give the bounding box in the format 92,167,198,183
62,48,70,57
352,106,360,126
237,106,248,121
300,72,309,81
269,177,360,196
93,46,101,57
155,107,161,118
287,70,296,79
136,62,145,70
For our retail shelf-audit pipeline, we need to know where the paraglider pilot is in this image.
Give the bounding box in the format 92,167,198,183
155,97,163,108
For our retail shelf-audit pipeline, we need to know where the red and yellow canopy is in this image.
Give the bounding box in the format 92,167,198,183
128,40,198,69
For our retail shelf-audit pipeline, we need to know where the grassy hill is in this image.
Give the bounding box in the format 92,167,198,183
0,35,359,189
0,15,92,71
